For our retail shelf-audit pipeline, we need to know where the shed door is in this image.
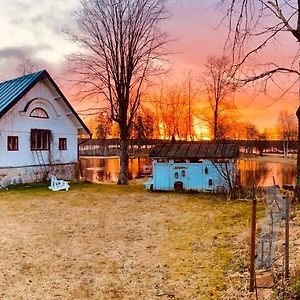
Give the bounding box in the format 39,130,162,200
154,163,170,191
188,163,203,191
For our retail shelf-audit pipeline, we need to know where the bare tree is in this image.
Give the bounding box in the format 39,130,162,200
201,55,237,140
220,0,300,197
203,142,239,199
131,109,154,140
152,75,197,140
143,114,155,140
152,85,178,139
244,122,260,154
69,0,169,184
277,110,297,158
96,113,112,139
182,72,197,140
256,132,270,156
17,58,40,76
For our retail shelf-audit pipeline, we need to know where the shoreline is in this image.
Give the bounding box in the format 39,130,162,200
240,153,296,165
80,153,297,165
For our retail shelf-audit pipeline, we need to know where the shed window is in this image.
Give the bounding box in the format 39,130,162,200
29,108,49,119
174,159,185,163
157,159,168,163
59,138,67,150
31,129,50,150
213,159,231,163
190,159,203,163
7,136,18,151
208,179,213,186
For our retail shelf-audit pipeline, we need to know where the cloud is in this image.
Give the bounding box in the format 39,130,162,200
0,0,296,129
0,45,52,60
0,0,79,63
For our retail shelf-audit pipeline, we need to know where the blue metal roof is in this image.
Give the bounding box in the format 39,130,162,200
0,70,44,114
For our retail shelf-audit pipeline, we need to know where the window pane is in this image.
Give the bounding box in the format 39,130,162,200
30,108,49,119
37,131,41,149
59,138,67,150
7,136,18,151
31,129,50,150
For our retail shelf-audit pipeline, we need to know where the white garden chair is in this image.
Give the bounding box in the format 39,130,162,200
48,176,70,191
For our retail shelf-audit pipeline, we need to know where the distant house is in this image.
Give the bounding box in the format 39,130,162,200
0,70,90,187
145,143,239,192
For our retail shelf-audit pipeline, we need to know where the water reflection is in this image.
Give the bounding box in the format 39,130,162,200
80,157,151,183
238,160,296,187
80,157,296,187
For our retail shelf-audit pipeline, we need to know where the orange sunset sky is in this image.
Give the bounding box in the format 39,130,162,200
0,0,299,130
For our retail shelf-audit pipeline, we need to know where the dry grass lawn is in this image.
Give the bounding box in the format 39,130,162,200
0,183,255,299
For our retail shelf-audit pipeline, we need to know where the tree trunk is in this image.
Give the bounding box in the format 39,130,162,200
214,109,218,140
118,128,129,185
296,106,300,200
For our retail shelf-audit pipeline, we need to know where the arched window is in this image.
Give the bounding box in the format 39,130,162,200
29,108,49,119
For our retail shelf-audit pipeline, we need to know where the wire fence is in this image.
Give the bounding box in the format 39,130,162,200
256,185,288,270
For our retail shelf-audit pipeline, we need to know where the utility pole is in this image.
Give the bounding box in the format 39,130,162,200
250,196,257,292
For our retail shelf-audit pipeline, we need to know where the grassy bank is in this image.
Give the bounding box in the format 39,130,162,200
0,183,262,299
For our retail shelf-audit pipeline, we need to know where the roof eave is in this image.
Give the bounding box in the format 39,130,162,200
42,70,91,136
0,70,45,119
0,70,91,136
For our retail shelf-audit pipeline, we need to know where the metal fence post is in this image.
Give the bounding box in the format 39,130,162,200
250,197,257,292
284,194,290,280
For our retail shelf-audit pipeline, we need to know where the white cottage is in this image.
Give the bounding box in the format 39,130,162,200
0,70,90,187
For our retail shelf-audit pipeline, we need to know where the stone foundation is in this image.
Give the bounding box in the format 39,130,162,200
0,163,76,188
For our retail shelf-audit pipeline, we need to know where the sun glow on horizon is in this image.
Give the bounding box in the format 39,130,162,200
193,118,211,141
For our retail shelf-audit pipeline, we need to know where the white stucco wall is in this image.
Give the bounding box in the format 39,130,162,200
0,81,79,168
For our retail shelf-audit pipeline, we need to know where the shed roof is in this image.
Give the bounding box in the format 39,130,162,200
149,143,239,159
0,70,90,135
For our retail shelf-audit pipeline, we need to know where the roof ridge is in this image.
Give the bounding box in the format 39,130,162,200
0,70,45,86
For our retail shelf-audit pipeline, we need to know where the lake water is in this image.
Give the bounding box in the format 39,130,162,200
80,157,296,187
238,160,296,187
80,157,151,183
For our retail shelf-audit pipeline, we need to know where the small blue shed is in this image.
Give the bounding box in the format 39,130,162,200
145,143,239,192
